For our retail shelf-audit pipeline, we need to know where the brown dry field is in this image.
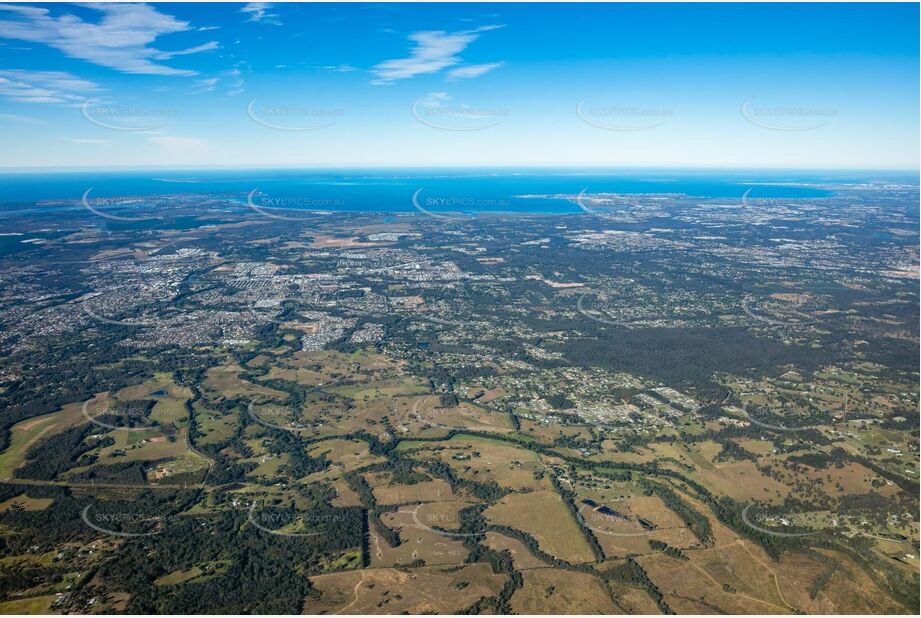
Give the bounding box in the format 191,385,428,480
576,493,699,558
641,541,795,614
482,531,549,570
465,385,506,403
693,459,789,504
306,563,507,614
485,489,596,564
372,509,468,567
396,395,515,435
518,418,595,443
800,461,885,495
400,435,548,491
369,474,457,505
624,494,690,529
329,478,363,507
203,363,289,402
641,540,909,615
607,579,663,614
588,441,687,468
410,500,473,532
510,568,620,614
303,439,385,482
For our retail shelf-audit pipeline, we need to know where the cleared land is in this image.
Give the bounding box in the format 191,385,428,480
306,563,507,614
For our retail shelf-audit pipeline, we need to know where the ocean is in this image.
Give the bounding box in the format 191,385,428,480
0,168,915,216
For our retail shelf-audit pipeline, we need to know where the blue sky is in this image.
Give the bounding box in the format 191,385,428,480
0,2,917,169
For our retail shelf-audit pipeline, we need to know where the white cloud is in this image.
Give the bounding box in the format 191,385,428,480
318,64,358,73
447,62,502,81
154,41,219,60
418,91,451,107
371,25,502,84
191,77,219,93
0,3,217,76
241,3,281,26
225,66,246,95
0,69,98,104
72,138,109,144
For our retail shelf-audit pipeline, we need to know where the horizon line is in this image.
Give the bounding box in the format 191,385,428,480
1,164,918,175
